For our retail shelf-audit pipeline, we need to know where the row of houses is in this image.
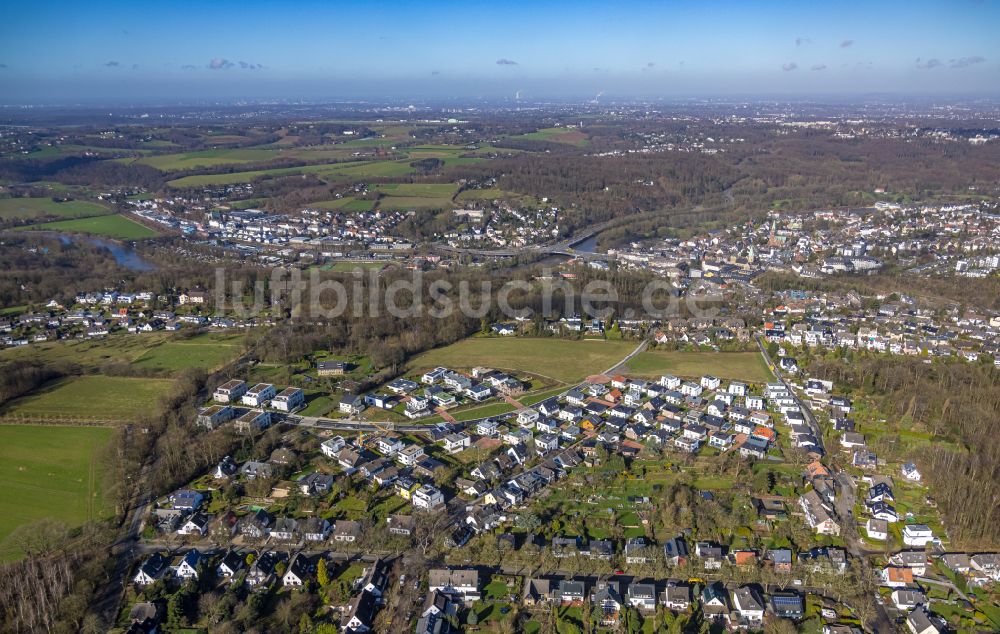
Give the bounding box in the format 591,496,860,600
428,567,808,630
212,380,305,412
133,550,390,632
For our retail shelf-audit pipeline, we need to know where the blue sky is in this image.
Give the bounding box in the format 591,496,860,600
1,0,998,103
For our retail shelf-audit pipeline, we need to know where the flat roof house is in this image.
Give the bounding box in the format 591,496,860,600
234,409,271,434
241,383,276,407
213,379,247,403
271,387,304,412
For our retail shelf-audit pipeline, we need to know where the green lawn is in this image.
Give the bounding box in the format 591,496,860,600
0,197,111,221
450,402,516,422
624,350,773,383
408,337,637,384
18,214,159,239
1,375,175,421
132,333,243,372
0,425,113,560
300,393,336,417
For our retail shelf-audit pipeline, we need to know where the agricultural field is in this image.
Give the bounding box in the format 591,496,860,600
373,183,457,198
134,148,280,171
134,146,363,171
455,188,533,205
0,425,114,560
517,127,589,146
165,157,418,188
407,337,637,384
131,332,244,372
378,196,453,210
17,214,159,239
333,159,419,179
367,182,458,210
307,198,375,212
624,350,773,383
0,197,111,221
0,332,176,371
1,375,175,422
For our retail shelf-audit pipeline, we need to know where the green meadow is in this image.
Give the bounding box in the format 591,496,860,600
17,214,159,239
0,197,111,221
0,425,114,560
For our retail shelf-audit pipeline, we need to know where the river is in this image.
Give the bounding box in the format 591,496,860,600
58,234,156,271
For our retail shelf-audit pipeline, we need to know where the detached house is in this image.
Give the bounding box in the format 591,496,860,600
627,582,657,612
234,409,271,434
216,550,245,581
241,383,276,407
271,387,304,412
213,379,247,403
170,549,203,581
662,583,690,611
800,490,840,536
133,552,169,586
428,568,480,603
732,586,765,627
339,393,366,415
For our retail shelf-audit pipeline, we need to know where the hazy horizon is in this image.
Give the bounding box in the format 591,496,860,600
2,0,999,105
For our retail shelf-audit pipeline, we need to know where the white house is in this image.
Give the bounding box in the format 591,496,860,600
320,436,346,458
339,393,366,415
413,484,445,509
626,583,658,612
241,383,276,407
700,375,721,390
659,375,681,390
396,444,425,466
441,433,471,454
866,518,888,541
902,524,935,547
421,367,447,384
171,549,203,580
680,382,703,397
800,491,840,536
177,513,209,536
271,387,305,412
723,381,747,397
213,379,247,404
377,436,405,457
133,552,169,586
476,419,499,436
732,587,765,626
428,568,480,603
901,463,922,482
517,409,540,429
